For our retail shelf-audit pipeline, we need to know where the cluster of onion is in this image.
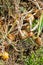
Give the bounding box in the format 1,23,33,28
19,12,42,46
0,9,43,61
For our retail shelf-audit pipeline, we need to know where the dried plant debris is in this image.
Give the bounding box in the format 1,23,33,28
0,0,43,65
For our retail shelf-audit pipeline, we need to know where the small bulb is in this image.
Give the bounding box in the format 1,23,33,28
2,41,8,46
28,31,33,37
35,37,42,46
2,51,9,60
8,33,16,41
25,14,34,22
19,30,28,39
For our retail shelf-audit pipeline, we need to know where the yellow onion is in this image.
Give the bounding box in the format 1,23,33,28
25,14,34,22
2,51,9,60
28,31,34,37
8,33,16,41
19,30,28,39
35,37,42,46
